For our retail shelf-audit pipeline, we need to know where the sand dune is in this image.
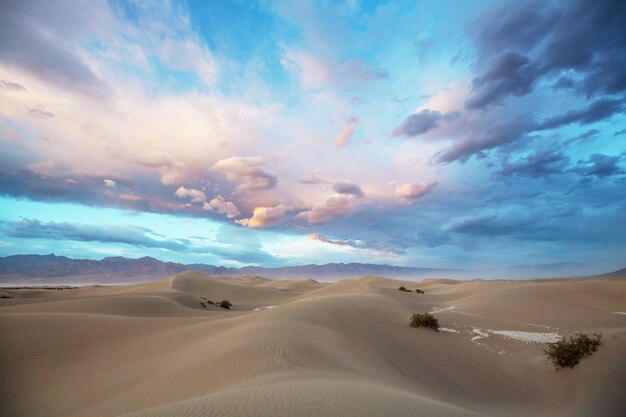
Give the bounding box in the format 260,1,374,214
1,273,625,417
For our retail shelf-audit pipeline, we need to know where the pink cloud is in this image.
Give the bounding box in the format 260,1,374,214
394,182,437,203
236,204,291,228
175,186,207,203
334,117,358,147
203,195,240,218
212,156,277,192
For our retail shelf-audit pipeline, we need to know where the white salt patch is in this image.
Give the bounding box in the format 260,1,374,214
613,312,626,315
438,327,460,334
430,305,455,314
488,330,561,344
253,305,276,312
471,328,489,342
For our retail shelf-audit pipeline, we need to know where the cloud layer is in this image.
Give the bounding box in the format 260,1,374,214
0,0,624,270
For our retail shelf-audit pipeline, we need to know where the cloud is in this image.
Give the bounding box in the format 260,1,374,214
159,37,218,87
467,0,626,108
339,58,389,82
573,154,624,178
296,194,355,225
394,182,436,202
332,181,365,198
135,152,186,186
390,109,460,137
465,52,536,109
103,179,116,187
613,128,626,137
499,149,570,178
300,171,331,185
203,195,241,218
175,186,207,203
3,219,190,251
0,80,26,91
334,117,358,147
212,156,278,192
29,108,54,119
0,1,113,98
536,98,624,131
236,204,290,228
435,116,531,164
307,232,361,247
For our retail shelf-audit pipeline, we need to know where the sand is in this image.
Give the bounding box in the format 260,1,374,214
1,271,625,417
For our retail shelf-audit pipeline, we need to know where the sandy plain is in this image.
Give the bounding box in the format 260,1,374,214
1,271,625,417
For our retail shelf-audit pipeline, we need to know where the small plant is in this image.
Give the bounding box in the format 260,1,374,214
409,312,439,330
398,286,412,292
544,333,601,369
207,300,214,305
219,300,232,309
0,295,13,299
415,289,425,294
200,302,207,308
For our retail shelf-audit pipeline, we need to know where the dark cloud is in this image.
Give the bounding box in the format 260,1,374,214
552,76,574,91
332,181,365,198
435,116,531,164
499,148,570,178
467,0,626,108
0,1,111,98
4,219,190,251
612,128,626,137
391,109,460,137
465,52,536,109
0,80,26,91
537,98,624,131
573,154,624,178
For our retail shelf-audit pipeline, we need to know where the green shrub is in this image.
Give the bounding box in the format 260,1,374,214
219,300,232,309
410,312,439,330
544,333,601,369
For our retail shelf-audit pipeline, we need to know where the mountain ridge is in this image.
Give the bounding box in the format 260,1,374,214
0,254,457,284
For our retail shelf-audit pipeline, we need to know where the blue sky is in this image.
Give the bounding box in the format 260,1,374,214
0,0,624,273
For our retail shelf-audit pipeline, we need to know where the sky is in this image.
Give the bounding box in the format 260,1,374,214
0,0,624,272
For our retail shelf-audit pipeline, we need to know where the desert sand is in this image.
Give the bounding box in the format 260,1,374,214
1,271,625,417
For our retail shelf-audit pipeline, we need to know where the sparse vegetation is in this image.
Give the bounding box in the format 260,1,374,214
398,286,412,292
544,333,601,369
207,300,214,305
415,289,425,294
219,300,232,309
0,295,13,299
409,312,439,330
200,302,206,308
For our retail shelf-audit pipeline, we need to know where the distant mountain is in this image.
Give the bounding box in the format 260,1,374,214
0,254,458,284
594,267,626,278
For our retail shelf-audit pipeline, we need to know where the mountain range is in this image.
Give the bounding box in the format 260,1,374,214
0,254,623,285
0,254,459,284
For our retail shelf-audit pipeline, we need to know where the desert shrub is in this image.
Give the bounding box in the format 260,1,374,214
398,286,411,292
415,289,425,294
219,300,232,309
200,302,206,308
207,300,214,305
410,312,439,330
545,333,601,369
0,295,13,299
